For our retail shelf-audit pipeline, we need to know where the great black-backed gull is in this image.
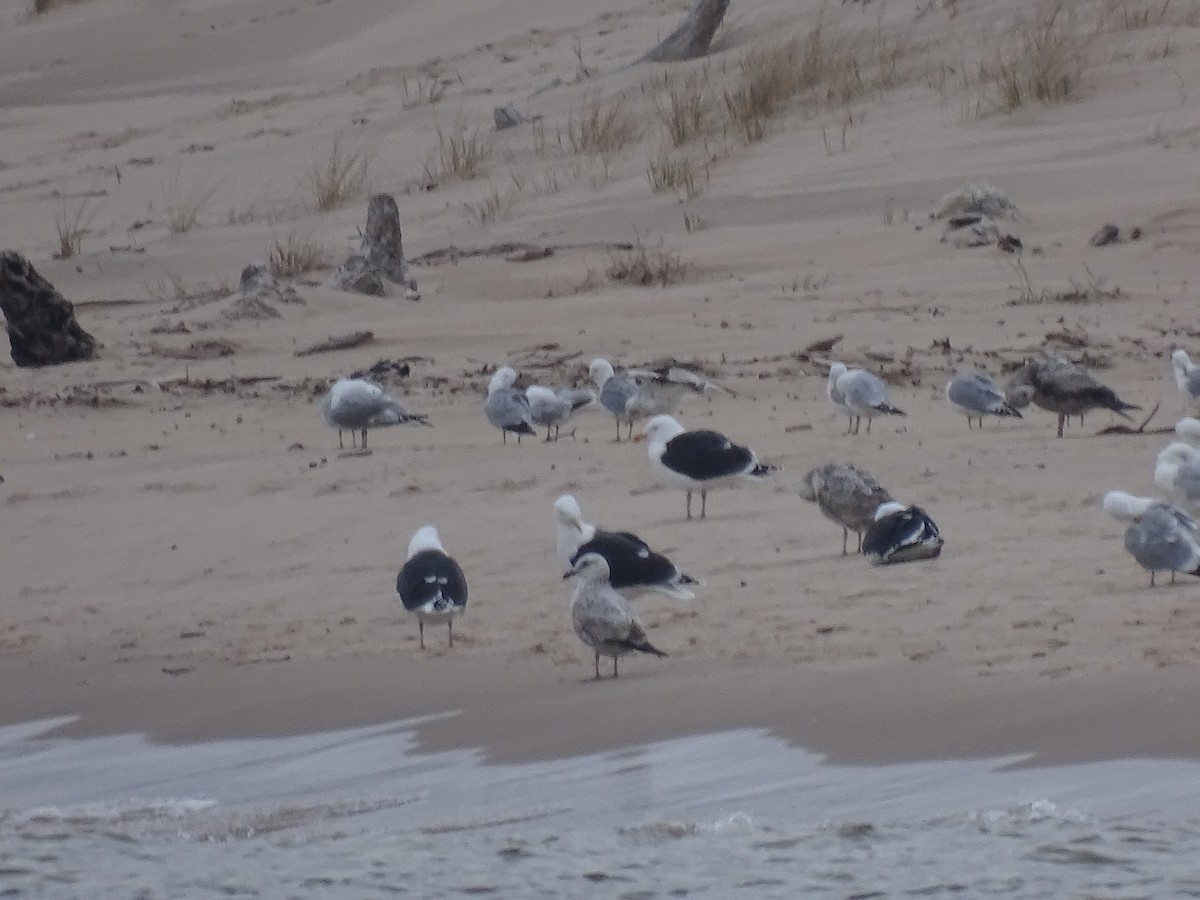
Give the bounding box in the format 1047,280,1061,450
395,526,469,648
1005,356,1139,437
484,366,537,444
861,501,944,566
945,371,1022,429
319,378,429,449
799,463,893,555
565,552,668,679
826,362,905,434
642,414,778,520
1102,490,1200,587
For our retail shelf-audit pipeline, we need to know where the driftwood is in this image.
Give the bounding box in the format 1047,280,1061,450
411,240,634,267
0,251,97,367
1096,402,1173,435
295,330,374,357
640,0,732,63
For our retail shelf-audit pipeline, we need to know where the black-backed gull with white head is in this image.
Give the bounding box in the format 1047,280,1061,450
861,501,944,566
395,526,469,649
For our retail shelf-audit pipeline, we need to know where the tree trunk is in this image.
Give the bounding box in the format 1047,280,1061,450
327,194,419,299
640,0,732,63
0,251,97,367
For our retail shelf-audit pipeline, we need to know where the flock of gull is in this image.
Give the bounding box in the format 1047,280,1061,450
317,346,1200,677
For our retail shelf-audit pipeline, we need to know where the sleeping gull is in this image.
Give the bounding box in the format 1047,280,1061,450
565,552,668,679
1005,356,1139,438
319,377,429,449
799,463,893,555
1171,349,1200,414
395,525,469,648
525,385,596,442
945,370,1023,429
553,494,698,600
861,501,944,566
826,362,905,434
1154,443,1200,515
643,414,778,520
1178,417,1200,444
484,366,537,444
589,358,726,442
1102,490,1200,586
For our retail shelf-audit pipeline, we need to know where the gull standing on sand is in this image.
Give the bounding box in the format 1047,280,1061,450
861,501,944,566
944,370,1023,429
1178,417,1200,445
565,552,668,679
553,494,699,600
484,366,537,444
1155,443,1200,515
799,463,893,555
643,415,778,520
320,377,429,449
395,526,469,649
589,358,726,442
525,385,596,442
1171,349,1200,414
1006,356,1139,438
826,362,905,435
1102,490,1200,587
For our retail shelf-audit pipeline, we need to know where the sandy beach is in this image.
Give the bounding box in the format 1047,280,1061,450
4,0,1200,764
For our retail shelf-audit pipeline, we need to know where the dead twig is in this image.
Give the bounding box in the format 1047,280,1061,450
295,330,374,357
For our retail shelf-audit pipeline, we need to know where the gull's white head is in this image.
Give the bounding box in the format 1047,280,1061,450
798,467,821,503
564,551,611,584
589,358,615,388
407,525,445,558
1172,348,1193,371
1101,490,1154,523
873,501,907,521
488,366,518,396
828,362,848,384
1177,417,1200,444
554,494,586,529
643,415,685,445
1158,442,1199,469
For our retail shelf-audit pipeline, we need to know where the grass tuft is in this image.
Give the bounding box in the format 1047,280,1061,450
52,194,97,259
565,93,641,157
978,4,1086,113
308,137,370,212
422,124,492,184
606,236,689,287
268,233,329,278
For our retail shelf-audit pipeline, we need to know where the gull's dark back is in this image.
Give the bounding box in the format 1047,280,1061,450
396,549,469,613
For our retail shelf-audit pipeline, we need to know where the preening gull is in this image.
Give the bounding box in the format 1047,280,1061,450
945,370,1022,429
1171,350,1200,414
643,414,778,520
565,552,668,679
525,385,596,442
589,358,725,442
799,463,893,555
554,494,698,600
1102,490,1200,587
861,501,944,566
1154,443,1200,515
395,525,469,648
826,362,905,434
484,366,537,444
320,377,429,449
1178,417,1200,444
1005,357,1139,438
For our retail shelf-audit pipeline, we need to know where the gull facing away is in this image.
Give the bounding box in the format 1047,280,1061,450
643,415,779,520
553,494,698,601
799,463,893,555
320,377,429,449
589,358,728,442
1005,357,1139,438
395,526,469,649
945,370,1023,429
565,552,668,679
484,366,537,444
1102,490,1200,587
826,362,905,434
861,501,944,566
1171,349,1200,414
1155,443,1200,515
525,385,596,442
1178,417,1200,444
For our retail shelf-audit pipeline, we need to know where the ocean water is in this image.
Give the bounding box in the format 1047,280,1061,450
2,716,1200,898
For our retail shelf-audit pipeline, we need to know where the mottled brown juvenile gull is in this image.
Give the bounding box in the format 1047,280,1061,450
395,526,469,649
1155,443,1200,516
1171,350,1200,414
944,370,1022,429
1102,490,1200,587
799,463,893,555
826,362,905,434
319,377,429,449
565,552,668,679
1005,357,1139,438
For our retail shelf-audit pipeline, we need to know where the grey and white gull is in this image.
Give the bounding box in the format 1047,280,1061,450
826,362,905,434
320,377,429,449
799,462,893,555
1102,490,1200,587
564,552,668,679
945,370,1023,429
589,358,726,442
1155,443,1200,516
1178,417,1200,445
525,384,596,442
554,494,698,600
395,525,469,649
1171,349,1200,414
643,414,778,520
484,366,537,444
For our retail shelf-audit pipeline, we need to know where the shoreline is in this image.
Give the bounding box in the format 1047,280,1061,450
5,653,1200,767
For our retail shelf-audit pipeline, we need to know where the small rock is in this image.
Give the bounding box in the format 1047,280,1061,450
1088,223,1121,247
493,102,527,130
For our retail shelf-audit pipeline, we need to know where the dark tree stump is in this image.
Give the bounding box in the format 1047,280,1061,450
327,194,419,299
0,251,97,367
640,0,732,63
